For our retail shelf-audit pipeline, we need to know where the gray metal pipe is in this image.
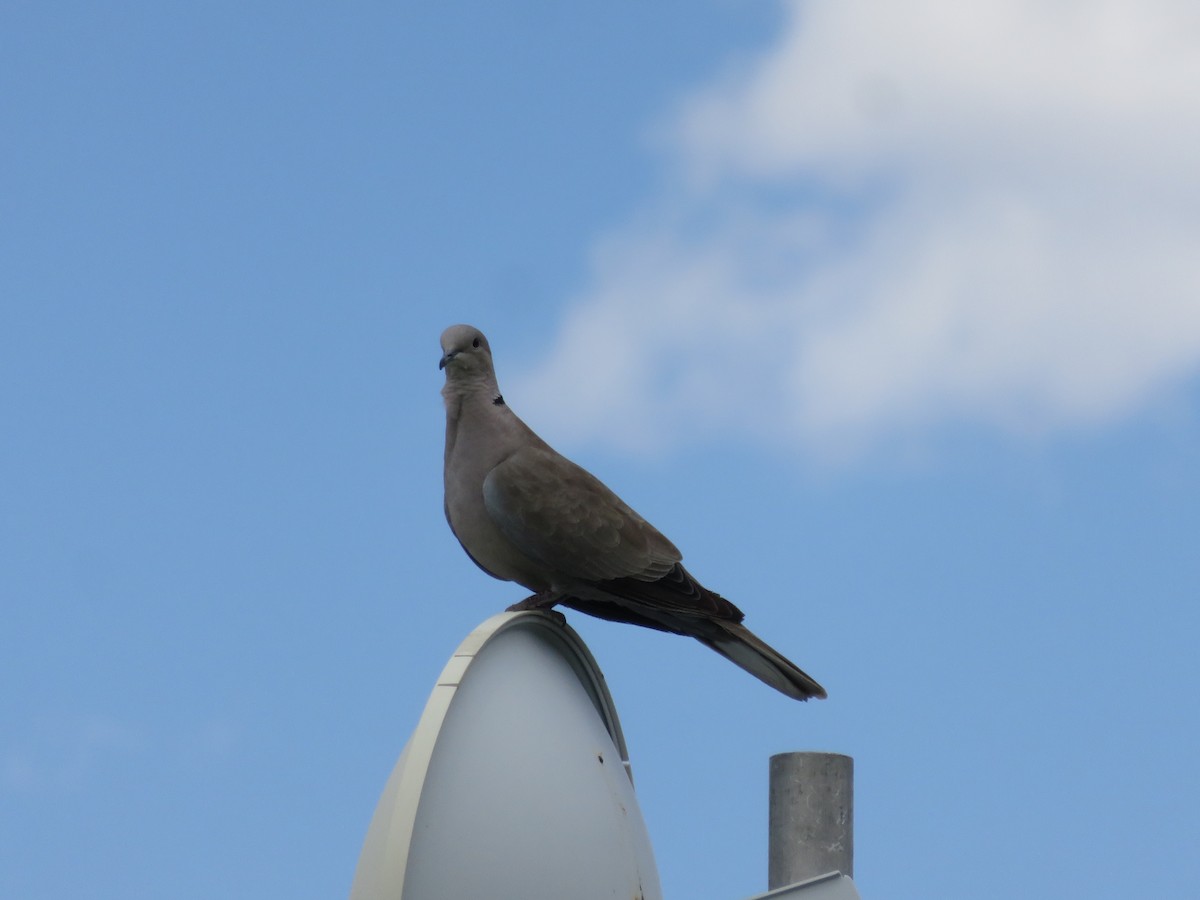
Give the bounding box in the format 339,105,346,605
768,752,854,890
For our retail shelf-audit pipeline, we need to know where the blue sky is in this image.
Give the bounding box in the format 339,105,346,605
3,2,1199,898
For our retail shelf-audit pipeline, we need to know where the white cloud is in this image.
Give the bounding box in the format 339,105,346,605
2,714,145,794
514,0,1200,458
2,713,238,794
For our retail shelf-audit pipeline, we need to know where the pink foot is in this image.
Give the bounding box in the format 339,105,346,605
506,590,562,612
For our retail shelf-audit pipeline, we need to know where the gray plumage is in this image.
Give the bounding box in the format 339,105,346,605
439,323,826,701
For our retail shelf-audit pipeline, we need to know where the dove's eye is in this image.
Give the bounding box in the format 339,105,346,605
472,337,481,348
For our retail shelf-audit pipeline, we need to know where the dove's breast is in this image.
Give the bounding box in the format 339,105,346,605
443,414,550,592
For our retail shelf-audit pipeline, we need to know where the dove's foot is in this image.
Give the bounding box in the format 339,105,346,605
507,591,562,612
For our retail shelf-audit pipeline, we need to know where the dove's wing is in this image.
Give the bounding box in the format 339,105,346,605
482,444,679,583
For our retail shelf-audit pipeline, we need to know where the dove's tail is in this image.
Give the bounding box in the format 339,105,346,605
696,621,827,701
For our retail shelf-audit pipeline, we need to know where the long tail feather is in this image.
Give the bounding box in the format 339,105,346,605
697,621,827,701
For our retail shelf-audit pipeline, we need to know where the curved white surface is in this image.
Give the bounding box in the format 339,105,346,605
350,611,661,900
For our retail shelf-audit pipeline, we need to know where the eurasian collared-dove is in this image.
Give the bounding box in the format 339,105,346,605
439,324,826,701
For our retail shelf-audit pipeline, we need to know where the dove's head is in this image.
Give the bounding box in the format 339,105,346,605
439,324,495,380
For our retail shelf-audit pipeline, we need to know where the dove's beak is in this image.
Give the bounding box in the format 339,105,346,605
438,351,455,370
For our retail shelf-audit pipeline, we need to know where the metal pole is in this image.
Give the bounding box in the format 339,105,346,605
768,751,854,890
